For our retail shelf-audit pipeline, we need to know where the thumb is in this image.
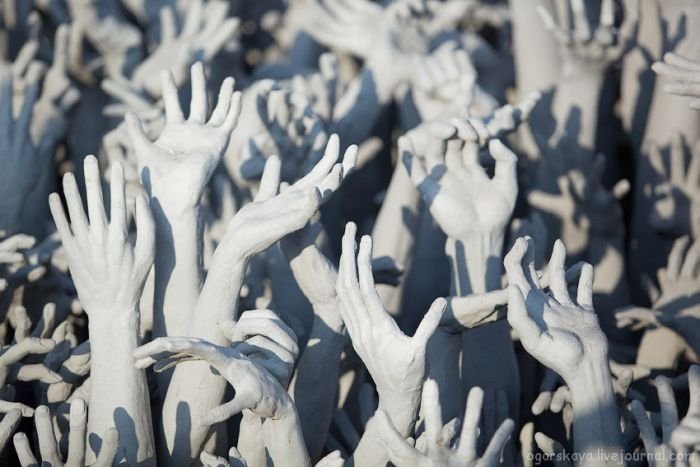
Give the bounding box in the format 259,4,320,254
414,298,446,346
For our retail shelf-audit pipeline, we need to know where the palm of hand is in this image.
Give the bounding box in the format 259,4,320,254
361,320,424,395
144,123,228,193
72,238,141,313
433,168,513,239
532,298,607,376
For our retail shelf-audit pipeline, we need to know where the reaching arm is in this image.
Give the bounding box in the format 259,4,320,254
49,156,155,465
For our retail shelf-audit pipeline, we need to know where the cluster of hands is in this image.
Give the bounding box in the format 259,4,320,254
1,0,700,466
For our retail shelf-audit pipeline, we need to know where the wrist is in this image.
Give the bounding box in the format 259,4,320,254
377,386,421,435
88,307,139,337
566,354,622,454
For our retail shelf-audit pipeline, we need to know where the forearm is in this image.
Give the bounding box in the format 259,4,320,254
567,356,623,465
449,231,520,417
151,205,203,338
291,311,345,461
371,164,422,316
159,247,248,465
263,407,312,467
88,311,155,465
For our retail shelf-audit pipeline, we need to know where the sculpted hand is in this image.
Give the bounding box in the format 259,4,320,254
401,124,517,239
134,336,294,425
48,156,155,320
126,62,242,211
373,380,515,467
249,84,327,183
13,400,119,467
538,0,638,76
505,237,606,383
0,71,39,232
219,309,299,388
631,367,700,463
131,2,239,98
224,134,356,258
336,222,445,408
653,52,700,110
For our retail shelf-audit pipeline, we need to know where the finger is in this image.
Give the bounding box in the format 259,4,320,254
254,156,281,202
109,162,127,240
652,62,700,83
357,235,385,317
490,139,518,197
667,236,690,281
222,91,242,132
159,6,177,43
13,432,38,467
422,379,444,447
506,284,544,346
297,134,340,188
599,0,615,29
189,62,207,123
161,70,184,123
200,398,247,426
336,222,365,335
0,337,55,364
209,77,234,126
61,172,89,236
317,164,343,203
656,376,679,443
93,427,120,467
0,410,21,451
482,419,514,464
134,337,230,371
534,432,566,457
504,237,532,294
688,366,700,416
202,17,239,60
547,239,573,305
662,81,700,98
550,386,570,412
537,5,571,44
413,298,446,348
66,399,86,467
49,192,75,249
84,155,107,228
35,405,61,465
457,386,483,461
134,193,156,280
10,364,62,383
232,317,298,355
0,401,33,417
631,400,659,452
571,0,592,42
341,144,358,178
181,0,204,38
